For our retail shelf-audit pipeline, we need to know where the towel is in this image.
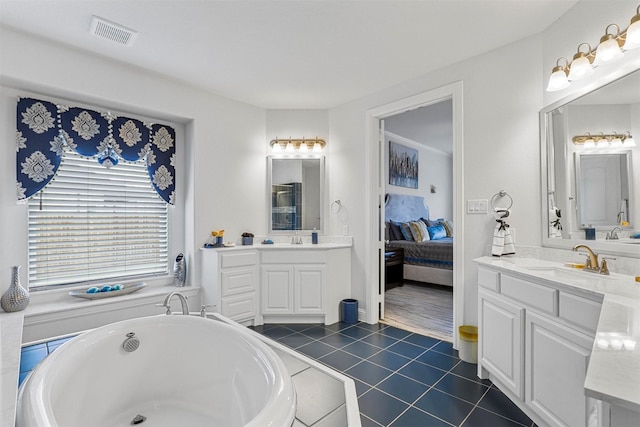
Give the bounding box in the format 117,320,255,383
549,207,563,238
492,209,515,257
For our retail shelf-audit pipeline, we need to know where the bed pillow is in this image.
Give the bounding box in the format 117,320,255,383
409,220,430,242
389,221,404,240
437,219,454,237
423,217,439,227
427,224,447,240
399,222,415,241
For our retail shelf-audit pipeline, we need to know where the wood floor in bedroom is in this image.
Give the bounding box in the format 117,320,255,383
381,281,454,342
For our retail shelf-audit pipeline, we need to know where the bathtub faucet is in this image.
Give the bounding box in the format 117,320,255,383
161,291,190,315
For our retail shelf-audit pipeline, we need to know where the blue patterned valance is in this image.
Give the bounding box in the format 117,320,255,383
16,97,175,205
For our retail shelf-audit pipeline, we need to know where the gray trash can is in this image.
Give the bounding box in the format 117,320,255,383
341,299,358,324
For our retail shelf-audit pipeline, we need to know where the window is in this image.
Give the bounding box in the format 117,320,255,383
28,150,169,288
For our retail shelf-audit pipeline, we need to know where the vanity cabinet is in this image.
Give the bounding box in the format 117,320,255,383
200,249,260,325
201,245,351,326
477,266,603,427
261,264,325,315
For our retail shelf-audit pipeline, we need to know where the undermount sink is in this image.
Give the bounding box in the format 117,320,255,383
617,238,640,244
500,258,618,280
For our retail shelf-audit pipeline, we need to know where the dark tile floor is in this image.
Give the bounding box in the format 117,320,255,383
250,322,535,427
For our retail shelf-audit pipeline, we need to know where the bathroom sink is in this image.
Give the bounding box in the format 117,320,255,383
545,266,619,281
617,238,640,244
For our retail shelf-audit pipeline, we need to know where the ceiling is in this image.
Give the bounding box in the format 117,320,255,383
0,0,579,109
384,99,453,154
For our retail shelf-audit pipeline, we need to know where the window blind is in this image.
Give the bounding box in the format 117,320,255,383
28,150,169,288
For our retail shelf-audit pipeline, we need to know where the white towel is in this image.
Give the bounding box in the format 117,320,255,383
492,209,515,257
549,207,563,238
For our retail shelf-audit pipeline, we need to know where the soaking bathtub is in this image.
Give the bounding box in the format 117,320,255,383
16,314,296,427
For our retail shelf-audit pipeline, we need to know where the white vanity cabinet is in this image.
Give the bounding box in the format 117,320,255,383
200,249,260,325
261,249,337,323
477,265,603,427
201,244,352,326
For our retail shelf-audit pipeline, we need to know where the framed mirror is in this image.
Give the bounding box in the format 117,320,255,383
267,156,324,233
540,63,640,258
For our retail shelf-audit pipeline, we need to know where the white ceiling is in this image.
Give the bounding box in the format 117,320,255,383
384,99,453,154
0,0,579,109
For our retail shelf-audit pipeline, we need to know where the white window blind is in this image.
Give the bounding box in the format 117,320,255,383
28,150,169,288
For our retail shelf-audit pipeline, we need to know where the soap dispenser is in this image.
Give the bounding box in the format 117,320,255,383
173,253,187,287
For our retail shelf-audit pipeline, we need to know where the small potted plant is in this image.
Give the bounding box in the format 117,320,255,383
241,232,254,245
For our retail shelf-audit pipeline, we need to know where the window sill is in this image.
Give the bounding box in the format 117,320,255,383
20,279,201,344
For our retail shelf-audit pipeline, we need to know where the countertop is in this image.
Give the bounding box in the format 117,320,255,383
475,256,640,412
0,312,23,427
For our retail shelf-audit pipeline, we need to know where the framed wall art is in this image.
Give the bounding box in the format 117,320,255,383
389,141,418,189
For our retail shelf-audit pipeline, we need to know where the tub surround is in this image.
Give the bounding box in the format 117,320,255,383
1,312,23,427
19,283,201,343
475,256,640,427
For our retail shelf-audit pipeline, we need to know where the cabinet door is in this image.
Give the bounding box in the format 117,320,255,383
261,265,293,314
479,289,524,399
294,265,325,314
526,311,594,427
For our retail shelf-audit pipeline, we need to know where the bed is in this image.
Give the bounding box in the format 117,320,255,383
384,193,453,287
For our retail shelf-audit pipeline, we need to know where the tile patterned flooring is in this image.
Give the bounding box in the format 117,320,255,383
251,322,535,427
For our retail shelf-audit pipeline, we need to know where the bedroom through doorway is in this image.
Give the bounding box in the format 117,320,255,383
380,99,455,342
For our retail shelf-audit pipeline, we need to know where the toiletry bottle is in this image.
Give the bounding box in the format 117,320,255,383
585,225,596,240
312,228,318,244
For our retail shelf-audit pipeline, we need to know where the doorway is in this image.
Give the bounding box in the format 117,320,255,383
365,82,464,349
380,99,454,341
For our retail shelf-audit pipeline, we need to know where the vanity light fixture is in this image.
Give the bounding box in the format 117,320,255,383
547,5,640,91
270,137,326,153
572,131,634,148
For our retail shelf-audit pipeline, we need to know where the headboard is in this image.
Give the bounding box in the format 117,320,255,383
385,193,429,222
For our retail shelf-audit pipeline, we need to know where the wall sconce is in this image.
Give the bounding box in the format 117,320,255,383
270,137,326,153
572,131,635,148
547,5,640,92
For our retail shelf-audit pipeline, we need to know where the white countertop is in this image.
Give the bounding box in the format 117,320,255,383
475,256,640,412
0,312,23,427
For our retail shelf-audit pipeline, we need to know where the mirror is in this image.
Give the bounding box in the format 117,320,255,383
267,156,324,233
541,65,640,257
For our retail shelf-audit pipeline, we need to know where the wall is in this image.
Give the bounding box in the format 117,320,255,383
329,34,543,325
0,27,266,298
384,132,453,220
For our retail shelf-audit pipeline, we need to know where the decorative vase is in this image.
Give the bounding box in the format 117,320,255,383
1,265,30,312
216,236,223,246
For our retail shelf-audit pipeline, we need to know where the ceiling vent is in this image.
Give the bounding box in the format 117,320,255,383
89,15,137,46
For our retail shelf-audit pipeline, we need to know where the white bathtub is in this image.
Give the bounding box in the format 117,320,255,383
17,314,296,427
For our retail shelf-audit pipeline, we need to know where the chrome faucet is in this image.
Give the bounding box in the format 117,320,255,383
606,226,622,240
161,291,190,315
572,244,610,275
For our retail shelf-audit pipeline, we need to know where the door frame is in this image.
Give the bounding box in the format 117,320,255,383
364,81,464,349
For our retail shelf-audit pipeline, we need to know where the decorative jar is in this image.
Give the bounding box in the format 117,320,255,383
1,265,30,312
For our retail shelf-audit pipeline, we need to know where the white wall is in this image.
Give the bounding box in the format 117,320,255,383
329,33,543,324
0,26,266,294
384,132,453,220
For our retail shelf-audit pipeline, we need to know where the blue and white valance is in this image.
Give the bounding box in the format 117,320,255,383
16,97,176,205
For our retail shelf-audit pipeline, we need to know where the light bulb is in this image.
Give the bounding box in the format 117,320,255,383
610,136,623,148
299,142,309,153
583,139,596,149
568,56,593,80
272,142,282,152
624,135,636,147
595,25,623,64
285,142,294,152
313,142,322,152
623,7,640,49
546,66,570,91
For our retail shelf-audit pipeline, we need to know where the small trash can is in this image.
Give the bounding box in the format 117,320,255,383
458,325,478,364
341,299,358,324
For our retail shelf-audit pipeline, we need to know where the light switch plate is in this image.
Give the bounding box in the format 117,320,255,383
467,199,488,214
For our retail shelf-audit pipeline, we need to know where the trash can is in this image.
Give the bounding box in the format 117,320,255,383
458,325,478,364
341,299,358,324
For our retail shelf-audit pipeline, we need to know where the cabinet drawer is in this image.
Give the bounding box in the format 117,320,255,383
501,274,557,315
262,250,326,264
221,292,256,321
559,292,602,334
221,251,258,268
221,267,256,297
478,268,500,292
